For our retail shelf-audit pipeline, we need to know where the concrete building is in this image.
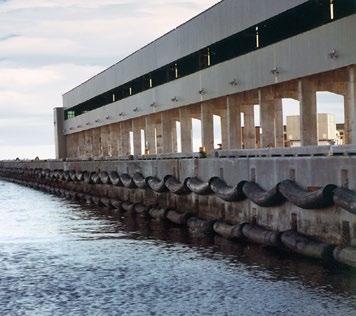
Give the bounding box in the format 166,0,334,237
286,113,338,146
54,0,356,159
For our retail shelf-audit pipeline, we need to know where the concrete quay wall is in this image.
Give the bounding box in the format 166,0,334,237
1,153,356,250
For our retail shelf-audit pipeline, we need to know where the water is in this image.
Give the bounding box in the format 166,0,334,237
0,180,355,316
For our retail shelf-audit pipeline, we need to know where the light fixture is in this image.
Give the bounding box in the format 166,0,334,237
229,79,239,86
105,116,111,120
150,102,158,108
271,67,279,75
86,122,91,126
119,112,126,117
77,125,82,128
95,119,101,123
133,107,139,112
199,88,207,95
171,96,179,102
328,49,338,59
70,127,74,131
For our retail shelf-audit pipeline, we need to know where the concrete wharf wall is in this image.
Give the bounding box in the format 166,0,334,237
1,146,356,249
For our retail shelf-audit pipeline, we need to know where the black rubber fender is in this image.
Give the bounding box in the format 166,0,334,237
242,182,285,207
279,180,336,209
109,171,123,186
120,174,136,189
147,176,168,193
99,171,110,185
242,224,281,247
333,187,356,214
210,177,246,202
186,177,212,195
132,173,147,189
281,230,334,261
165,175,190,195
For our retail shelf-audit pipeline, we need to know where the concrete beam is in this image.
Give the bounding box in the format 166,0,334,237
298,79,318,146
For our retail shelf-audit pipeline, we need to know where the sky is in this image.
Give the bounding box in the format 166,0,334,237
0,0,345,159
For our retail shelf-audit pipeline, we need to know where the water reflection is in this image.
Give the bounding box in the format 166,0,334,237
0,180,355,315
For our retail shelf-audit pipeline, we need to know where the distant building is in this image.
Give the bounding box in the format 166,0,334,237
286,113,340,147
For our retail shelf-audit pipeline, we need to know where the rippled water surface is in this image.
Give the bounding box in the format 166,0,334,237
0,180,355,315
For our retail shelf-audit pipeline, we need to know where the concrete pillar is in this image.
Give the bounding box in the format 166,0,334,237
259,91,275,148
91,128,100,158
100,126,110,157
201,102,214,152
179,107,193,153
225,96,242,149
242,105,256,148
145,115,157,154
109,123,120,157
53,108,67,159
275,99,284,147
161,110,179,153
345,65,356,144
132,118,145,155
298,79,318,146
78,131,86,158
119,121,131,156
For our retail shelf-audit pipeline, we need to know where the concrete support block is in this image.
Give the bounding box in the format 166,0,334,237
242,105,256,149
100,126,110,158
201,102,214,152
259,90,284,148
275,99,284,148
109,123,120,158
345,65,356,145
53,108,67,159
132,118,145,155
179,107,193,153
119,121,131,156
299,79,318,146
92,128,101,158
225,96,242,150
145,115,158,155
162,110,179,153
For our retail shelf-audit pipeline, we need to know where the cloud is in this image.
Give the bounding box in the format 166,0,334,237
0,0,345,160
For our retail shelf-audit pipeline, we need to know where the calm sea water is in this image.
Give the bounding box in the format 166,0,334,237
0,180,355,316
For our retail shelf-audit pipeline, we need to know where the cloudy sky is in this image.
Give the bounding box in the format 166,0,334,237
0,0,344,159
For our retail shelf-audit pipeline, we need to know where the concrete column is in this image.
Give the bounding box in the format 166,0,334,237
84,130,93,159
145,115,157,154
132,118,145,155
275,99,284,147
179,107,193,153
78,131,86,158
100,126,110,157
345,65,356,144
119,121,131,156
161,110,179,153
92,128,100,158
298,79,318,146
109,123,120,157
242,105,256,148
201,102,214,152
259,91,276,148
53,108,67,159
225,96,242,149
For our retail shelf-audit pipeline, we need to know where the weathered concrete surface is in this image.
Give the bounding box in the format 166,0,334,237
1,151,356,249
